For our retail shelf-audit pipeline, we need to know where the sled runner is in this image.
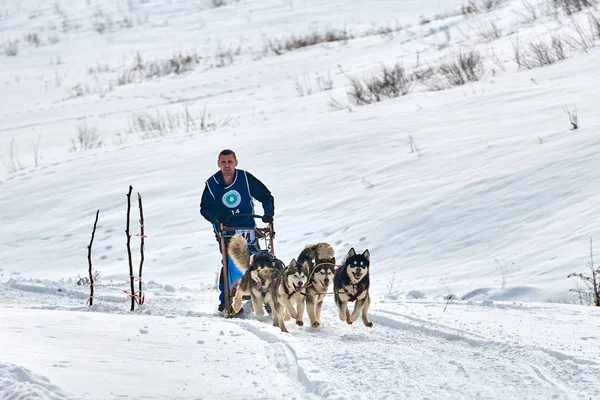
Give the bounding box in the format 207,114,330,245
218,214,275,317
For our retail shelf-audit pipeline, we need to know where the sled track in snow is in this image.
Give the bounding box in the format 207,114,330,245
232,306,600,400
235,319,347,400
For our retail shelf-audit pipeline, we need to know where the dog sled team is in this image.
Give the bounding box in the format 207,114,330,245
228,235,373,333
199,149,372,332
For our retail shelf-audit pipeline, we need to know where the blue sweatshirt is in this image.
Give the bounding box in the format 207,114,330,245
200,169,274,236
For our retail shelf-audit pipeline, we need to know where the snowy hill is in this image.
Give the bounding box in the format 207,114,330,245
1,0,600,398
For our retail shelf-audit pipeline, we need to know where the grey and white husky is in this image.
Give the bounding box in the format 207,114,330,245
264,259,309,333
333,248,373,327
228,234,283,316
297,243,335,328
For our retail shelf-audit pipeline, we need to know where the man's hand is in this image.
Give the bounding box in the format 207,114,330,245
262,214,274,224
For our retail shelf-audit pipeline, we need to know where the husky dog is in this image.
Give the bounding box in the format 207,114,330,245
228,235,283,316
297,243,335,328
333,248,373,327
265,259,309,333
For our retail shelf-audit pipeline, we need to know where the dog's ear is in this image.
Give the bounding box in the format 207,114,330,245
287,258,297,268
331,257,336,265
249,254,255,265
302,261,310,270
347,248,356,257
362,249,370,262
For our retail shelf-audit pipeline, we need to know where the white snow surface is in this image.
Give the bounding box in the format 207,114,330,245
2,0,600,398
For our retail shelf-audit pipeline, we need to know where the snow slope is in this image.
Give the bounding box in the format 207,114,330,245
1,0,600,398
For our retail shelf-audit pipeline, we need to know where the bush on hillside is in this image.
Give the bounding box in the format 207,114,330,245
568,238,600,306
347,63,412,105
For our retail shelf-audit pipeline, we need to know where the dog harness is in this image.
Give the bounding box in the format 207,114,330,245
341,282,367,302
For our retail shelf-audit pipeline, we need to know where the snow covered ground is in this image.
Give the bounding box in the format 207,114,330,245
1,0,600,398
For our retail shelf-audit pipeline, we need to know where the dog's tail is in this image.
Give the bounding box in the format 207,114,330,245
298,243,334,263
228,235,250,272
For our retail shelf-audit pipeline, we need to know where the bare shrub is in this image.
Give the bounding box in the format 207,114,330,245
294,75,312,97
552,0,593,15
213,43,241,67
126,106,226,139
128,109,181,138
590,12,600,39
293,71,333,96
70,83,91,97
32,134,42,167
564,107,578,129
403,135,422,157
116,51,202,85
316,71,333,91
327,97,353,112
437,50,484,86
481,0,506,11
71,121,103,152
1,138,24,173
570,20,596,52
462,0,480,14
510,34,522,67
461,0,505,14
494,258,520,289
520,35,570,68
515,0,542,23
477,21,503,41
24,32,41,47
416,51,484,91
267,29,353,55
347,63,412,105
4,39,19,56
568,238,600,306
366,20,404,37
488,46,507,71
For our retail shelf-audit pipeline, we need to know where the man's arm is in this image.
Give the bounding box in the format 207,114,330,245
246,172,274,216
200,182,216,223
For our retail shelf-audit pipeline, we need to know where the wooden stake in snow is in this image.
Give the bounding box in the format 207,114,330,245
137,192,145,306
125,185,135,311
87,209,100,306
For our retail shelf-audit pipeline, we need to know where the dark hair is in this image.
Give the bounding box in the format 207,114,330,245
218,149,237,159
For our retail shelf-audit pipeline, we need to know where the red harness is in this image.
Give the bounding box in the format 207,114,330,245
342,282,367,302
282,280,303,299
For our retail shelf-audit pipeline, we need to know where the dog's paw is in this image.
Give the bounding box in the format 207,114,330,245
346,319,353,325
364,321,374,328
311,321,320,328
296,320,304,326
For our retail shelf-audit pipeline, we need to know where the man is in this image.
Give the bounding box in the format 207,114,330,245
200,149,275,311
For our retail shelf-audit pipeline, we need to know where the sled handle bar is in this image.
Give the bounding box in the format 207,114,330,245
220,214,266,222
218,214,273,230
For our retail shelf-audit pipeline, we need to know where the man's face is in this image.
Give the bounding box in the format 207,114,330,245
218,154,238,178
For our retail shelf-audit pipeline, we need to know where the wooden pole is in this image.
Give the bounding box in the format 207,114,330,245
219,223,231,316
137,192,145,306
87,209,100,306
125,185,135,311
268,221,275,256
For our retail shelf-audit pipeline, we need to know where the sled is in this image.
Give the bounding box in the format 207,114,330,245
218,214,276,317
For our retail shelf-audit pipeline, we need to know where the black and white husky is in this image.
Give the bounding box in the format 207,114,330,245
264,259,309,333
333,248,373,327
297,243,335,328
228,235,283,316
